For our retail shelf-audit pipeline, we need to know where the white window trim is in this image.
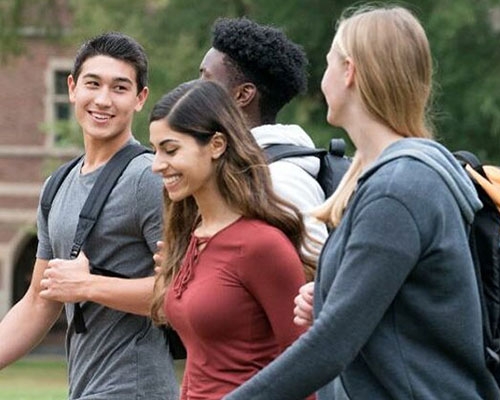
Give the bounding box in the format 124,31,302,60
44,58,74,148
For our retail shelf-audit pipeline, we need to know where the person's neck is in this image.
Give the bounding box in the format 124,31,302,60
194,190,241,237
195,211,241,238
347,118,402,169
245,114,261,130
81,134,132,174
243,105,276,130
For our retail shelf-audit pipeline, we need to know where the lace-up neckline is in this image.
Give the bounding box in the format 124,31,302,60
173,234,209,299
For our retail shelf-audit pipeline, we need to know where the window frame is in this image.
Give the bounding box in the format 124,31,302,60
44,58,75,148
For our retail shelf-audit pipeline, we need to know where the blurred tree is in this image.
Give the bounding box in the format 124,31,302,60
425,0,500,163
2,0,500,162
0,0,25,62
0,0,69,62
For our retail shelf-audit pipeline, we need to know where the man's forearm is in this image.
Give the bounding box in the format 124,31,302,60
85,275,155,316
40,253,157,316
0,291,62,369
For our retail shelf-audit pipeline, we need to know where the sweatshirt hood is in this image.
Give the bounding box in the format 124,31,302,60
252,124,320,177
361,138,481,224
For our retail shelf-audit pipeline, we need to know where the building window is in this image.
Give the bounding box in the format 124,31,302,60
45,59,80,148
53,69,71,121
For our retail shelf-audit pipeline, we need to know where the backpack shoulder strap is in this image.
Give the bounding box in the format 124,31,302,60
67,143,151,334
327,138,347,157
264,138,347,163
455,150,500,211
40,155,84,222
264,144,327,163
264,139,350,198
70,143,151,258
454,150,489,180
318,139,351,197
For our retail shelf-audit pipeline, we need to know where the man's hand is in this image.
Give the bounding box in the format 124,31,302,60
40,252,91,303
293,281,314,327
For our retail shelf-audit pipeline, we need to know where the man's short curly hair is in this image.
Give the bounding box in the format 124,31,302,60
211,17,308,123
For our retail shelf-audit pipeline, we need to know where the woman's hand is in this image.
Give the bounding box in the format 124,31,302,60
293,282,314,327
153,240,165,267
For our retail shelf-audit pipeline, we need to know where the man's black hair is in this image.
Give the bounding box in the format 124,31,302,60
72,32,148,93
211,17,308,123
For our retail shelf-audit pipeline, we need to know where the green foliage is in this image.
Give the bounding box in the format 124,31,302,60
39,120,83,149
0,0,70,63
0,0,26,62
3,0,500,162
425,0,500,163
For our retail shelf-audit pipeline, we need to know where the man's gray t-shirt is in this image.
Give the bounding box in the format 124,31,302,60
37,150,179,400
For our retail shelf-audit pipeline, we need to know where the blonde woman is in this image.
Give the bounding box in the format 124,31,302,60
224,5,500,400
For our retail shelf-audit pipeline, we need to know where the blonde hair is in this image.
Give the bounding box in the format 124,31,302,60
315,5,435,227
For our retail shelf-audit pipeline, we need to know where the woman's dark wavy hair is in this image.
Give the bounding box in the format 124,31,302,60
150,80,316,324
211,17,308,124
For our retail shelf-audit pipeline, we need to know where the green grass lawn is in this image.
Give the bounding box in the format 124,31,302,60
0,357,68,400
0,356,185,400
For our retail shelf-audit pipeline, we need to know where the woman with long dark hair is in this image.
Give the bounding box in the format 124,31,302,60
149,80,316,400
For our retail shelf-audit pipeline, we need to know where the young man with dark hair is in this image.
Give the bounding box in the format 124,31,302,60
200,17,327,248
0,32,179,400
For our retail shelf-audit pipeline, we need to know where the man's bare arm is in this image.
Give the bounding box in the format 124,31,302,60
0,258,63,369
40,252,155,316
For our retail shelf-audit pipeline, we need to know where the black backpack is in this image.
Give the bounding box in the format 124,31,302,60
40,143,152,333
455,150,500,385
264,138,352,198
40,142,187,359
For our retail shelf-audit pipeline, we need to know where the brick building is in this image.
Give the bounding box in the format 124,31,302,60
0,23,80,318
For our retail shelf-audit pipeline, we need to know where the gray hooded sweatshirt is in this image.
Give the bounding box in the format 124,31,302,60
224,138,500,400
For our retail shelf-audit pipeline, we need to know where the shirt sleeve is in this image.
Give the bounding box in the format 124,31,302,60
134,162,164,255
224,195,421,399
35,178,53,260
238,227,308,351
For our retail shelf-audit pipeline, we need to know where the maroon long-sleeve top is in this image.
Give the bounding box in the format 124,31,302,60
165,218,309,400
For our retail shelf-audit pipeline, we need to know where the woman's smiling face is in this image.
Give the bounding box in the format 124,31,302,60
149,120,219,202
